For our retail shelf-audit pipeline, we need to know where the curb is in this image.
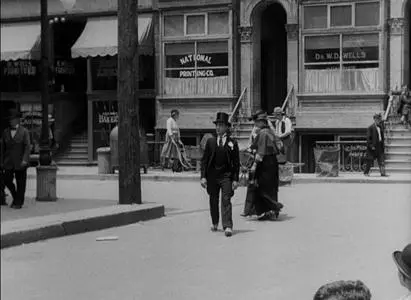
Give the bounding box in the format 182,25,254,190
26,173,411,184
1,203,165,249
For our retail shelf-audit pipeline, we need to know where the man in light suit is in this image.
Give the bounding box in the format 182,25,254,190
363,113,387,177
1,109,31,209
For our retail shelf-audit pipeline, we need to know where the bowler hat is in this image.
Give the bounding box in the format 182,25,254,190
393,243,411,279
213,112,231,126
8,109,21,120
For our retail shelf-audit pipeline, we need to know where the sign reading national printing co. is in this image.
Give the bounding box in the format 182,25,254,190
305,47,379,63
179,54,212,66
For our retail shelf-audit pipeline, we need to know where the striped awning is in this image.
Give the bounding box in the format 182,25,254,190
1,22,41,61
71,14,153,58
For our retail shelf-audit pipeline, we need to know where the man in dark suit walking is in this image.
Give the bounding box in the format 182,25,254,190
201,112,240,237
364,113,387,177
1,109,31,209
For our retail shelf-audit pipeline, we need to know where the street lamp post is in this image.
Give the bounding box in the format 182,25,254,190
36,0,76,201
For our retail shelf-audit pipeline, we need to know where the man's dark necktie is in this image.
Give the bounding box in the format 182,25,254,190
219,136,223,147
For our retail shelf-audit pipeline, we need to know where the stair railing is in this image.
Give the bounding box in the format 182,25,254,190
383,89,402,138
229,88,248,136
281,84,295,116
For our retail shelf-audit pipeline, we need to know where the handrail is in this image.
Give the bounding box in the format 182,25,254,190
383,95,394,121
281,84,294,112
229,87,247,123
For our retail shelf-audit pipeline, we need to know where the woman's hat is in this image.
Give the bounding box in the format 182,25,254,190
8,109,21,120
249,110,266,121
273,106,283,115
213,112,231,126
393,243,411,279
252,110,268,121
171,109,179,117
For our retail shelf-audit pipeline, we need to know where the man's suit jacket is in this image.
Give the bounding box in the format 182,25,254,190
201,135,240,182
366,123,385,150
1,126,31,170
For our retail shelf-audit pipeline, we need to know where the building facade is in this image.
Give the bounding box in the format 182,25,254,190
1,0,410,171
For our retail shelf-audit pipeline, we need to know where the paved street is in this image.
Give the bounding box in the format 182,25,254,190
1,182,410,300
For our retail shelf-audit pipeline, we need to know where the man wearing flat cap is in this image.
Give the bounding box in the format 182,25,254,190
363,113,387,177
393,243,411,300
1,109,31,209
201,112,240,237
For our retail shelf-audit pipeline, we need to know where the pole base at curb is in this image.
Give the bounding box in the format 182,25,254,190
36,165,58,202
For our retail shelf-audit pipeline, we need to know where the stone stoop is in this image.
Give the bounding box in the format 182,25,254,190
54,131,94,166
384,125,411,175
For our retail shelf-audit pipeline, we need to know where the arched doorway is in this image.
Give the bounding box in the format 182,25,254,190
406,1,411,88
259,3,287,113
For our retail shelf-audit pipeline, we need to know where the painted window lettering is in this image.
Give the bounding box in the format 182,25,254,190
179,70,214,78
179,54,212,65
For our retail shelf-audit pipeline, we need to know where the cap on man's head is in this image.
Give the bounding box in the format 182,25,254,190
373,113,382,120
273,107,283,115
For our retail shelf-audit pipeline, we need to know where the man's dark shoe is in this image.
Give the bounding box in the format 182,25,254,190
210,224,218,232
224,228,232,237
11,204,22,209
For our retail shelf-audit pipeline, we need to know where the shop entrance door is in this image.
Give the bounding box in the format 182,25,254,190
260,3,287,113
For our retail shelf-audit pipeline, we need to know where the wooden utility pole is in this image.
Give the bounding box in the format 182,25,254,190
39,0,51,166
118,0,141,204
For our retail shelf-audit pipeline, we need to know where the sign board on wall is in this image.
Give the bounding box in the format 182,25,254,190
305,47,379,63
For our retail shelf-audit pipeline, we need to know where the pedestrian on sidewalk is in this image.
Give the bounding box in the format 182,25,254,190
313,280,372,300
248,111,284,220
1,109,31,209
393,243,411,300
363,113,387,177
200,112,240,237
398,86,411,129
160,109,184,171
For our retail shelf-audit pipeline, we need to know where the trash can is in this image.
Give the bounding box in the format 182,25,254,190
97,147,111,174
110,126,119,172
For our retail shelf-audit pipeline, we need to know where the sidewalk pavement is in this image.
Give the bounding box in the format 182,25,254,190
26,166,411,184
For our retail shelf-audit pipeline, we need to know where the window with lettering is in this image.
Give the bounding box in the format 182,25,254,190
304,34,380,93
0,61,41,92
164,41,228,95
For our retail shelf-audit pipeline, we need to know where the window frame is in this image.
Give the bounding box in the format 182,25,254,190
160,9,233,98
303,1,381,30
162,40,230,96
184,13,208,36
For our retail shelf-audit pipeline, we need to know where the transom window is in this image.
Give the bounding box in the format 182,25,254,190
304,2,380,29
164,12,229,37
303,34,380,93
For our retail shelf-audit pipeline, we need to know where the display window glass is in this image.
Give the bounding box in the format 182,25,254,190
304,34,380,93
164,41,229,96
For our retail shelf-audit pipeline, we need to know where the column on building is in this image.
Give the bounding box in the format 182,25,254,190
388,18,406,90
239,25,253,117
285,23,298,115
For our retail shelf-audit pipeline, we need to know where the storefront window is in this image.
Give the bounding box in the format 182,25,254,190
91,55,154,90
330,5,352,27
304,2,380,29
304,5,327,29
208,12,229,35
164,41,228,96
304,34,380,93
0,61,40,92
355,2,380,27
164,15,184,37
186,15,206,35
163,12,229,37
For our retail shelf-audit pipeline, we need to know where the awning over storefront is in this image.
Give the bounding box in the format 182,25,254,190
71,15,153,58
1,22,41,61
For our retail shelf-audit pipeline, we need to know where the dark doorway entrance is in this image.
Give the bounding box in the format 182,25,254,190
408,3,411,88
260,3,287,113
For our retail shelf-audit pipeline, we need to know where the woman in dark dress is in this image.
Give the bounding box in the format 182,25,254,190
249,111,284,220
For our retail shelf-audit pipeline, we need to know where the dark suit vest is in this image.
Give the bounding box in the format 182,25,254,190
213,145,229,171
